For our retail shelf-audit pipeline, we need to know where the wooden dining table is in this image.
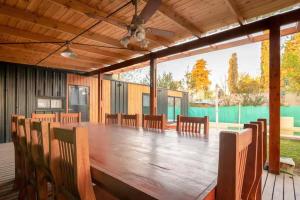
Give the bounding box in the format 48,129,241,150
62,122,220,200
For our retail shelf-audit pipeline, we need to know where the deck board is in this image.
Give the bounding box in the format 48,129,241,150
0,143,17,200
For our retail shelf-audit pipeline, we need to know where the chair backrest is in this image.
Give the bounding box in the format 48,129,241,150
60,112,81,124
248,121,264,200
18,118,33,155
176,115,209,135
30,121,50,168
142,114,166,131
258,118,267,166
32,113,58,122
105,113,120,125
11,115,25,142
121,114,139,128
241,123,259,200
216,128,252,200
51,127,96,200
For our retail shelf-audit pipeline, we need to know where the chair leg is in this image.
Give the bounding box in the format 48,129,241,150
36,170,48,200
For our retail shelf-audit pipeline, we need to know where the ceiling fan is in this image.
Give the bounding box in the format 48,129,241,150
88,0,175,48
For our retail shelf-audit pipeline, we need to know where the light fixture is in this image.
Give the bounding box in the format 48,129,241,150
134,25,146,42
140,39,149,48
60,41,76,58
120,36,130,48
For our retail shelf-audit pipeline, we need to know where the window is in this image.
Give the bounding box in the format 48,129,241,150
167,96,181,122
142,93,150,114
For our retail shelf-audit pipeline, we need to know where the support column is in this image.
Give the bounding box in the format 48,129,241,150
150,56,157,115
98,72,104,123
269,23,280,174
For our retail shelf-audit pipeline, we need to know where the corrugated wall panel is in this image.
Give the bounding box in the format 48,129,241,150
0,67,5,142
0,61,68,143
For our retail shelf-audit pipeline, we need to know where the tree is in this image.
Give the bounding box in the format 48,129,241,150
157,72,182,90
281,33,300,94
260,39,269,91
190,59,211,94
227,53,239,94
236,74,261,94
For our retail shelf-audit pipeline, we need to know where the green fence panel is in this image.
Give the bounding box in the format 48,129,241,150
188,106,300,127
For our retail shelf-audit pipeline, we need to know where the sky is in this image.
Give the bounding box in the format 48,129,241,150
157,42,262,88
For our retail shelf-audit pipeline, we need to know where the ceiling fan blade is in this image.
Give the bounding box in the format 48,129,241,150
139,0,161,24
86,13,128,30
0,41,64,45
146,27,175,38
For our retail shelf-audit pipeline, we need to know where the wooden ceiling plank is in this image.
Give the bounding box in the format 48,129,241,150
0,3,144,53
0,24,126,61
49,0,174,47
149,0,203,37
223,0,244,25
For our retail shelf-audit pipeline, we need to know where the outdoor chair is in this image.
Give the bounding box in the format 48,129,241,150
31,121,54,199
51,126,117,200
121,114,139,128
60,112,81,124
11,115,25,190
105,113,120,125
216,128,253,200
176,115,209,136
18,118,38,199
142,114,166,132
32,113,58,122
258,118,268,167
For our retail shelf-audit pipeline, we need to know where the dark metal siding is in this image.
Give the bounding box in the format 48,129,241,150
0,61,67,143
110,80,128,114
181,92,189,116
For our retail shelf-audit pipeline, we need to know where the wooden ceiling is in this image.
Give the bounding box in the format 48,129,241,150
0,0,299,72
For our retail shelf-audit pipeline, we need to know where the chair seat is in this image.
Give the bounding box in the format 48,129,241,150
93,185,119,200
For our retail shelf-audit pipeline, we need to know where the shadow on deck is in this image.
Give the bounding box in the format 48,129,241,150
0,143,299,200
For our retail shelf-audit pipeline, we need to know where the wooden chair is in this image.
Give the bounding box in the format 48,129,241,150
142,114,166,132
11,115,25,190
258,118,267,166
60,112,81,124
176,115,209,136
121,114,139,128
105,113,120,125
216,128,252,200
18,118,37,199
51,126,117,200
31,121,54,199
32,113,58,122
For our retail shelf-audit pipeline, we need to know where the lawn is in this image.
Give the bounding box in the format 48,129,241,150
280,138,300,175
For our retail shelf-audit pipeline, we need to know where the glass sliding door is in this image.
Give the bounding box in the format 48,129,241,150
167,96,182,122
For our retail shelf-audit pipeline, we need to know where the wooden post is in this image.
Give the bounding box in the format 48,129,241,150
98,72,104,123
269,23,280,174
150,56,157,115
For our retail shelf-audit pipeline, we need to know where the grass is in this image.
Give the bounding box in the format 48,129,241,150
280,138,300,175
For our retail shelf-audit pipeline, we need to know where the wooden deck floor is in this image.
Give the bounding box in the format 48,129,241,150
0,143,299,200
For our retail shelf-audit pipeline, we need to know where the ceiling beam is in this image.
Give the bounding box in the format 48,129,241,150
87,7,300,75
223,0,244,25
49,0,174,47
0,3,144,53
114,25,300,73
0,25,125,62
149,0,202,37
297,21,300,31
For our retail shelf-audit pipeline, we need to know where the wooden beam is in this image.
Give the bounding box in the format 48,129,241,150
223,0,244,25
49,0,174,47
297,21,300,31
269,23,280,175
0,3,143,52
153,0,202,36
88,8,300,75
112,25,300,73
0,25,121,62
150,57,157,115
